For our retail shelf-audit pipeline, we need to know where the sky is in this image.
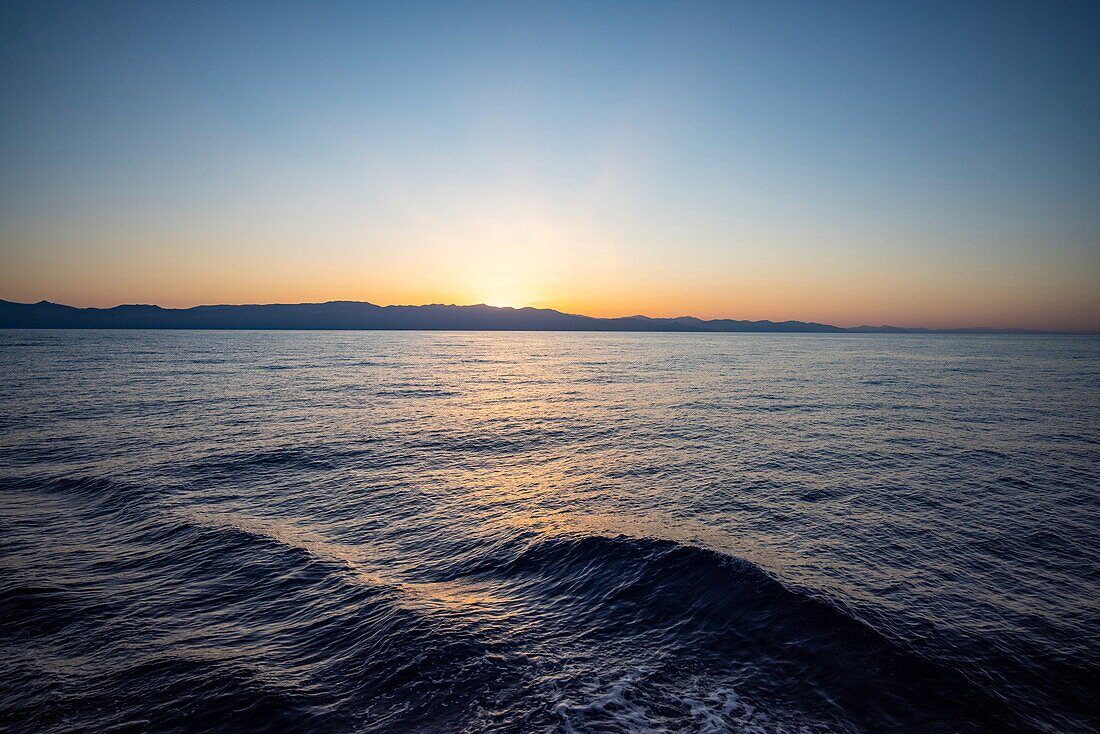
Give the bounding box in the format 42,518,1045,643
1,1,1097,330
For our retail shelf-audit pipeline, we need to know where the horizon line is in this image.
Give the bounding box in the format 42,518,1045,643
2,298,1096,335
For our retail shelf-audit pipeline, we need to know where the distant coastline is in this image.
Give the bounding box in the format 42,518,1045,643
0,299,1077,334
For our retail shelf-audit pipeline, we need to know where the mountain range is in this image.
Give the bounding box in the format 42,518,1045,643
0,299,1059,334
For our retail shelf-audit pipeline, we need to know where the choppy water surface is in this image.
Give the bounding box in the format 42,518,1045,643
1,330,1098,733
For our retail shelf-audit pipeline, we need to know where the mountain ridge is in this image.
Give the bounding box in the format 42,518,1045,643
0,299,1069,334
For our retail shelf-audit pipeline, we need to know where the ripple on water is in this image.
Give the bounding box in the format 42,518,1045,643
1,330,1098,732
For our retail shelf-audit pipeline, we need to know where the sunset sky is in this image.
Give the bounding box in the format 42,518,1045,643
1,1,1097,330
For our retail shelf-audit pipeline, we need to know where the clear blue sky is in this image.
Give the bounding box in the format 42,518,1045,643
1,0,1097,328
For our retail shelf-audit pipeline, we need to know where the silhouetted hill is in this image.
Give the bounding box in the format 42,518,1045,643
846,324,1052,334
0,299,1060,333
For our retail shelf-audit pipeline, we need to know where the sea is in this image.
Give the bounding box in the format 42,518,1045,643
1,330,1097,733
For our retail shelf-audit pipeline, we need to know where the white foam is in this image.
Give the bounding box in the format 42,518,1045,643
554,673,813,733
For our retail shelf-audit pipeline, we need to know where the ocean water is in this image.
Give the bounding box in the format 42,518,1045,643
1,330,1098,733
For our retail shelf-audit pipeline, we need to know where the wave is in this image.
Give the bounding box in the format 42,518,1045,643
374,386,458,398
177,445,402,476
437,533,1014,731
0,474,1064,731
1,477,515,733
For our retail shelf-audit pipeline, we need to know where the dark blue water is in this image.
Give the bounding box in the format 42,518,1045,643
2,330,1098,732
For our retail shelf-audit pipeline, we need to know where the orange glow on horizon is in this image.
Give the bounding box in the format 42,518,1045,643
5,279,1097,332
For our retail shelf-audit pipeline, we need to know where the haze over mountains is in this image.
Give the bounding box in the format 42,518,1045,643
0,299,1064,333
